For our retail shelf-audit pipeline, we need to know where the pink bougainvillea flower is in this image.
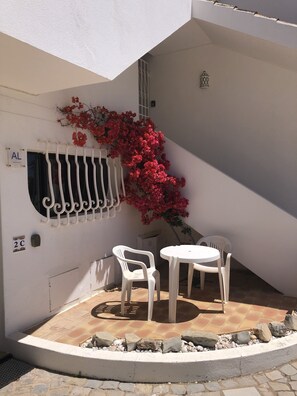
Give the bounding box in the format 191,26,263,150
58,97,191,239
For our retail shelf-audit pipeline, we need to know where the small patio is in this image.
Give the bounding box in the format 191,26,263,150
25,264,297,346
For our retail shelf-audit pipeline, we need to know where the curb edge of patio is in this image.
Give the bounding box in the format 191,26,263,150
6,331,297,383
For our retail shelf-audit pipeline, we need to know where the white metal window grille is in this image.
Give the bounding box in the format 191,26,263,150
138,58,150,120
28,141,125,227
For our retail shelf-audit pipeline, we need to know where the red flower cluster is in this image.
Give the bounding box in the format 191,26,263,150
58,97,190,228
72,131,87,147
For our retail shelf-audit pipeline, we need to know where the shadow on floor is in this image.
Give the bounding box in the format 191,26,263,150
91,299,222,323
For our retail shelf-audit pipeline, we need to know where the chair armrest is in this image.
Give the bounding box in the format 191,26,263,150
123,258,149,277
121,246,156,269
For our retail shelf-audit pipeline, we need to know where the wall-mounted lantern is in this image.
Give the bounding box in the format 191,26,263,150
200,71,209,89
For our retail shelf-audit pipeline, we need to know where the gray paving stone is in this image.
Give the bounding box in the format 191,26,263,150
69,386,91,395
269,381,290,391
277,392,296,396
89,390,107,396
134,383,153,394
170,384,187,394
63,376,88,386
220,378,241,388
186,383,206,393
257,383,271,391
48,378,66,388
32,383,50,394
201,392,221,396
118,382,135,392
280,364,297,376
278,377,291,383
153,384,170,394
291,360,297,369
235,375,257,387
101,381,120,390
47,388,73,396
163,394,181,396
205,381,222,391
102,391,124,396
85,379,103,389
253,373,269,384
291,373,297,380
223,387,261,396
265,369,284,381
289,380,297,390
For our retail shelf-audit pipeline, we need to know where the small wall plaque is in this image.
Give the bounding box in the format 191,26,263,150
6,147,26,167
13,235,26,252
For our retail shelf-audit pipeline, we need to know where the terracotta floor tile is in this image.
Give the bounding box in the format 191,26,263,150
25,269,297,345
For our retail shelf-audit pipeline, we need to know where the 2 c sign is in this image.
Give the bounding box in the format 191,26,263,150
13,236,26,252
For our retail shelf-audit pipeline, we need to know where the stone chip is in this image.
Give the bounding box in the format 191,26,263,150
269,321,287,337
254,323,272,342
182,330,219,348
92,332,115,347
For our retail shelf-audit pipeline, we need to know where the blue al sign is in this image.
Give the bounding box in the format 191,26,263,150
6,147,26,167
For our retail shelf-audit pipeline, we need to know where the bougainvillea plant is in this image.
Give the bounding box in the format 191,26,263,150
58,97,194,243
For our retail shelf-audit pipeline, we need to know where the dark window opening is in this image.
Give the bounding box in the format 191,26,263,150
27,151,108,218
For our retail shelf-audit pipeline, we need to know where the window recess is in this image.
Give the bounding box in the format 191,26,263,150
28,141,125,227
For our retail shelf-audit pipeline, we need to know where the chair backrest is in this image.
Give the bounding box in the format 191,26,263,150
197,235,231,264
112,245,130,273
112,245,154,274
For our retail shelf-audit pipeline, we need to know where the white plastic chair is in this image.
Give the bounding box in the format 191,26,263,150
112,245,160,321
187,235,232,305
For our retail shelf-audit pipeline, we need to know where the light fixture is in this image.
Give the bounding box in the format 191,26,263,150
200,71,209,89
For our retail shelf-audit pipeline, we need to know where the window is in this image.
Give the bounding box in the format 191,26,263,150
28,146,123,225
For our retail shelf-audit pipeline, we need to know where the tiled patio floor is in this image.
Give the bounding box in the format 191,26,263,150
26,265,297,346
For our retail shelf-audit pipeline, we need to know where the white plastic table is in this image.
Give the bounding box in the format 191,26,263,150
160,245,220,323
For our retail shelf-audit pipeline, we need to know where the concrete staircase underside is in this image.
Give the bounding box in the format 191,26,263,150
166,139,297,298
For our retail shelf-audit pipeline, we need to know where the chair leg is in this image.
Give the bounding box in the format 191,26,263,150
200,271,205,291
147,278,156,321
221,271,228,303
155,271,161,302
127,281,132,303
187,263,194,298
225,268,230,302
121,278,128,316
218,271,225,313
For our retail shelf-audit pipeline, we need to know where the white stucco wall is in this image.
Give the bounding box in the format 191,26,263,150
0,64,165,336
0,0,191,81
149,44,297,218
